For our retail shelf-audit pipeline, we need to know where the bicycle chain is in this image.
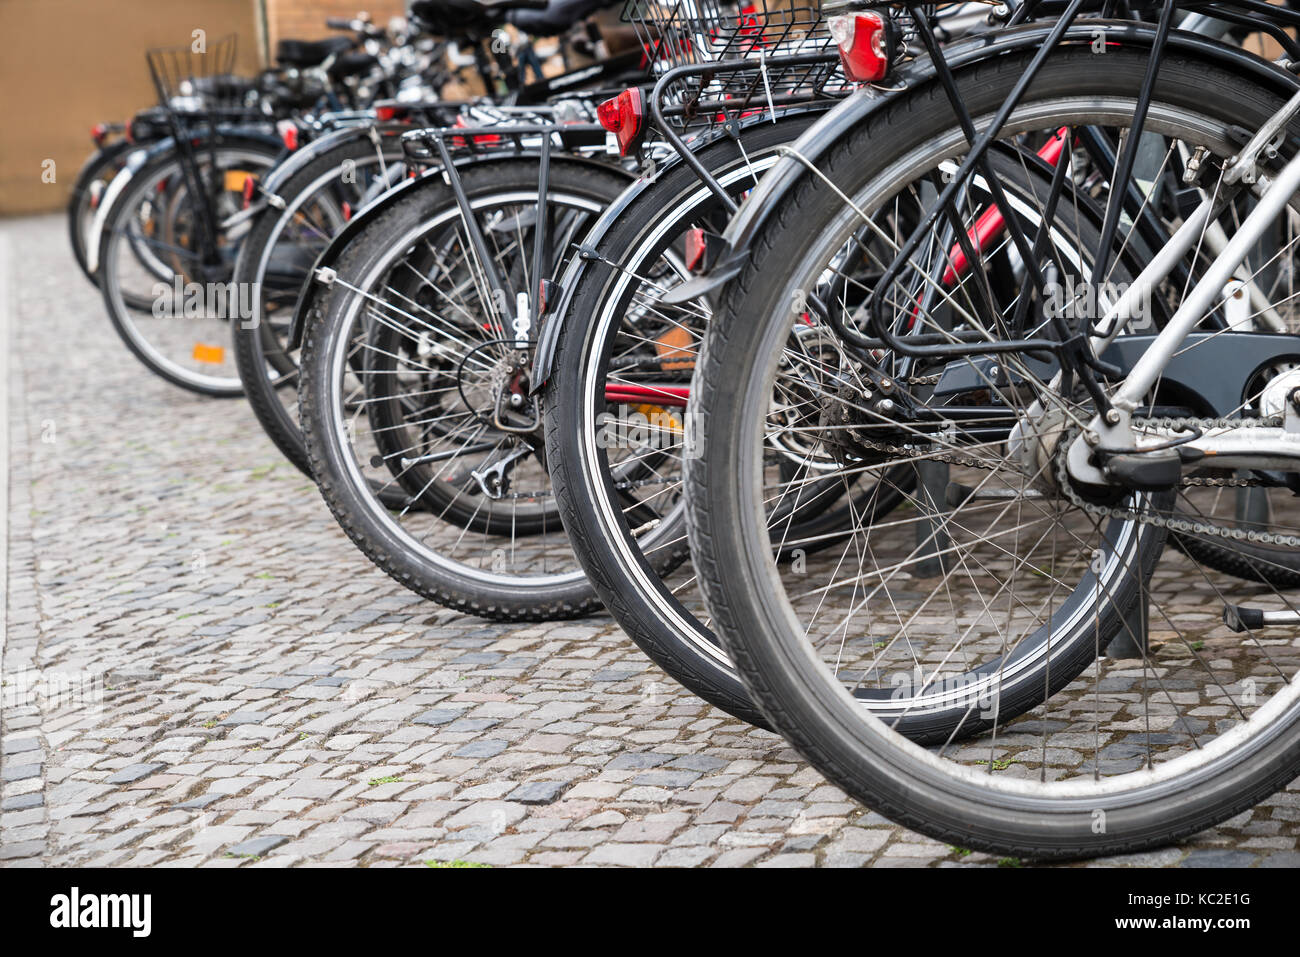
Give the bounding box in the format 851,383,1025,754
1054,416,1300,547
483,487,554,501
847,411,1300,547
612,477,677,491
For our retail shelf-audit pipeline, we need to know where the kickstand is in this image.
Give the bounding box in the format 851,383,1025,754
914,460,950,577
1107,577,1149,659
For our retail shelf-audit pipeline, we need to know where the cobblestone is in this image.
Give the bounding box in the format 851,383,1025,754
2,217,1298,868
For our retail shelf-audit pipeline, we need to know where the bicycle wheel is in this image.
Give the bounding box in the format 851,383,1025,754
687,45,1300,857
68,139,132,289
299,157,629,620
546,108,1153,739
232,134,404,476
96,136,281,396
545,113,896,729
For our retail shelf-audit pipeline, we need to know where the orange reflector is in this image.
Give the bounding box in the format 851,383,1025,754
224,170,252,193
634,404,684,436
654,326,695,371
192,343,225,364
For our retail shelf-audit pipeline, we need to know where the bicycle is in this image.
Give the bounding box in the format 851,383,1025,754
683,0,1300,856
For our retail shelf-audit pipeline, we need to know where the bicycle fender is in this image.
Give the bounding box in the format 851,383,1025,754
85,142,158,275
68,139,133,201
286,150,631,349
258,124,402,198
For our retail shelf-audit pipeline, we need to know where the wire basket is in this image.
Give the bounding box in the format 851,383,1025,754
622,0,833,69
145,33,254,117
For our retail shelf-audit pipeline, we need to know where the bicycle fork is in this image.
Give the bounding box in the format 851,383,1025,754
429,128,555,434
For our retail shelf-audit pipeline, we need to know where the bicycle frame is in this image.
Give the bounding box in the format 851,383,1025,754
653,5,1296,398
738,0,1300,486
1063,92,1300,482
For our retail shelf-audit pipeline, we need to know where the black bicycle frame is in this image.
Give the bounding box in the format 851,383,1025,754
413,121,608,346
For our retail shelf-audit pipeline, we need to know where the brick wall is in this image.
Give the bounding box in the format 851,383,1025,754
0,0,420,215
0,0,262,215
264,0,406,54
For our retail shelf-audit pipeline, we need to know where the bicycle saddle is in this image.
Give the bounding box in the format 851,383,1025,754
275,36,355,67
328,52,381,79
507,0,622,35
409,0,557,36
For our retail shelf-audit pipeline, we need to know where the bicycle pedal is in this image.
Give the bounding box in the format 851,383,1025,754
1222,604,1300,632
1102,448,1182,492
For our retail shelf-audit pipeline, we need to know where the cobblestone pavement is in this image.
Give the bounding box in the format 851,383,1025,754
2,214,1298,869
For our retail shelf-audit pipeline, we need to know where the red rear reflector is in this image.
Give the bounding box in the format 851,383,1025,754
684,228,707,272
596,87,647,157
828,13,890,84
241,174,256,209
451,115,502,147
375,104,398,121
279,123,298,151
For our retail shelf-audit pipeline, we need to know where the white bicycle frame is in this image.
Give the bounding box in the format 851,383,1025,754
1064,87,1300,485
